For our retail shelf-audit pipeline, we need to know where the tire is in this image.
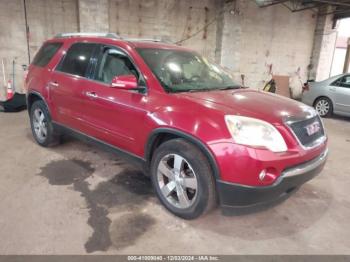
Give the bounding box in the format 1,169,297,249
30,100,61,147
314,97,333,117
150,138,217,219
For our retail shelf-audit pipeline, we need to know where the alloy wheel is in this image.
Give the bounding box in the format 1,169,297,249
32,108,48,142
157,154,198,209
315,99,330,116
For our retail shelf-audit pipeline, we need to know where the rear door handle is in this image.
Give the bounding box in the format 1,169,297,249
329,87,336,92
86,91,98,98
48,81,59,88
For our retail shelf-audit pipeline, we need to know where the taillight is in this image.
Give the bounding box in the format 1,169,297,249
302,82,310,93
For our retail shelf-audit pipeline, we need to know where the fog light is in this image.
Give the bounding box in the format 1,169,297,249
259,169,267,181
258,168,278,185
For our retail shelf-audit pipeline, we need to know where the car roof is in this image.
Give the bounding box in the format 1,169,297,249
127,40,191,51
318,73,348,84
47,33,193,52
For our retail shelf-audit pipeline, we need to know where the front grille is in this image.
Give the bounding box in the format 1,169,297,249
288,116,325,148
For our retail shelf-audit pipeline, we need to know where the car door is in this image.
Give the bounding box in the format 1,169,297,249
49,42,98,131
332,75,350,114
79,45,148,154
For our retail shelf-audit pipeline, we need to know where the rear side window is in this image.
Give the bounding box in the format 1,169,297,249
32,42,62,67
339,75,350,88
57,43,97,77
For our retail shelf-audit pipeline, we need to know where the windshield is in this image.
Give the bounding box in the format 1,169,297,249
136,48,240,92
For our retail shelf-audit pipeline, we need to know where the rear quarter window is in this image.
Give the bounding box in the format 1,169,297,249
32,42,62,67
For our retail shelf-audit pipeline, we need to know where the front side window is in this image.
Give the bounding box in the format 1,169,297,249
136,48,240,92
57,43,97,77
95,48,138,84
32,42,62,67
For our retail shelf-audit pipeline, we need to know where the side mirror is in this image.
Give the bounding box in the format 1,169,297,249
111,75,138,90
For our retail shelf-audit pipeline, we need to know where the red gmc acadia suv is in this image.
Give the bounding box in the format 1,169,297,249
26,33,328,219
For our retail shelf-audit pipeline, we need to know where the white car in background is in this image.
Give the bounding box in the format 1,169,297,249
302,73,350,117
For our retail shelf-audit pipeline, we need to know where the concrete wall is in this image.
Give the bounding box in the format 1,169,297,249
309,6,337,82
108,0,218,60
0,0,27,99
0,0,78,99
0,0,338,100
26,0,79,59
78,0,108,32
220,0,318,97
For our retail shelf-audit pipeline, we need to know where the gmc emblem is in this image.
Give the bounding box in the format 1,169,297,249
305,121,321,136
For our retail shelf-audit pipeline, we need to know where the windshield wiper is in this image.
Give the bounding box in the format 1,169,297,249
184,87,240,93
188,88,214,92
219,85,241,90
171,86,241,93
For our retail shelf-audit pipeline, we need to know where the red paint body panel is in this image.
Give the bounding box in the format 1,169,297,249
26,36,328,188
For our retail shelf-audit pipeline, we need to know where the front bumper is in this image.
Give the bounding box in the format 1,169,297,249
217,148,328,207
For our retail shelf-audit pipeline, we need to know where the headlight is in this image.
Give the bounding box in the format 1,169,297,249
225,115,287,152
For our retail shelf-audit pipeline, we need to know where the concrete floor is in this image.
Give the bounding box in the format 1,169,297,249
0,111,349,255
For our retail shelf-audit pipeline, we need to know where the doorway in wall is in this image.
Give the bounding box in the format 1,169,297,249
330,18,350,77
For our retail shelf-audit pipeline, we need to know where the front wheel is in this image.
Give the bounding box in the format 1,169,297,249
150,139,217,219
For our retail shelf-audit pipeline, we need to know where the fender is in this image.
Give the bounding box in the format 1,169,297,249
145,127,221,179
27,91,51,116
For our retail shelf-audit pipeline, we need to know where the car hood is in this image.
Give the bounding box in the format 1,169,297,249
179,89,315,125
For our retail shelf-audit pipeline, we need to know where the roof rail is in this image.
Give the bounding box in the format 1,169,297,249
54,32,120,39
124,38,175,44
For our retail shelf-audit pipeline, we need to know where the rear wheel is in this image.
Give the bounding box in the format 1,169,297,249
30,100,61,147
314,97,333,117
150,139,217,219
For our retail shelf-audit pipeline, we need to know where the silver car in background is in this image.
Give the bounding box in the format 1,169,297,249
302,73,350,117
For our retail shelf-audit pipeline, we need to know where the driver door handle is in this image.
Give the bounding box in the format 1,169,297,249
86,91,98,98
